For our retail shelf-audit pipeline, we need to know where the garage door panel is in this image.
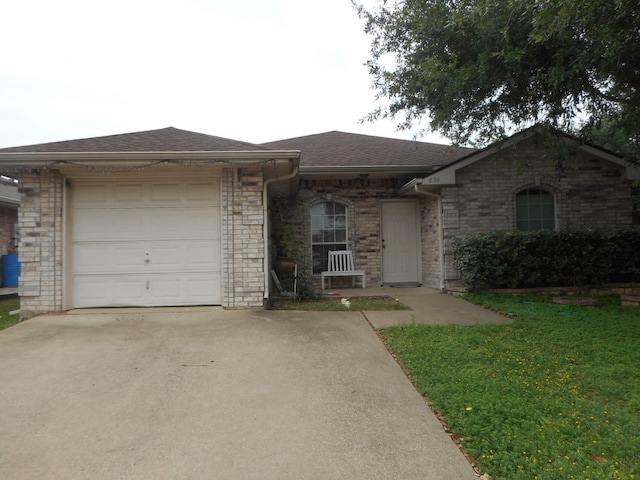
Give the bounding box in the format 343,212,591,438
145,207,219,238
73,277,114,306
148,277,182,301
75,208,219,242
73,274,221,308
71,177,223,308
74,244,147,274
150,183,181,202
74,184,107,204
185,182,220,202
113,183,144,202
73,209,147,241
74,241,221,275
184,244,220,269
146,275,220,305
113,278,147,305
181,207,220,235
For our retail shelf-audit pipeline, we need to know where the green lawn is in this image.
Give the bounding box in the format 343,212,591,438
0,296,20,331
381,294,640,480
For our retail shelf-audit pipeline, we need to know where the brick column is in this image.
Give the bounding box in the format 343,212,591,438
17,169,64,317
221,167,265,308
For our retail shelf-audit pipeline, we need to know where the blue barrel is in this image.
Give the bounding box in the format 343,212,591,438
2,254,21,288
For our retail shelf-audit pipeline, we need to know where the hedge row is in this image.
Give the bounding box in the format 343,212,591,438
451,228,640,291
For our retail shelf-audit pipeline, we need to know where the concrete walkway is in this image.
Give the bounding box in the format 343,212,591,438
0,308,478,480
329,285,511,328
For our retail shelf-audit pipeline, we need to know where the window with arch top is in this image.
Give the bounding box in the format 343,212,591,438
516,188,556,231
311,201,348,273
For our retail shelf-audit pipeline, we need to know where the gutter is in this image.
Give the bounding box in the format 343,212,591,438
262,160,300,301
0,195,19,206
413,182,446,291
0,150,301,166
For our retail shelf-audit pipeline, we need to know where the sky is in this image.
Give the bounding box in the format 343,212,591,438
0,0,448,148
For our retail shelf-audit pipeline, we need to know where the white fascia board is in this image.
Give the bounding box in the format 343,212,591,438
0,150,301,167
420,168,458,186
398,178,421,196
578,145,640,180
419,128,540,186
300,165,434,176
0,196,19,206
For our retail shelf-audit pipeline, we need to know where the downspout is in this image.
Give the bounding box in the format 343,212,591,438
414,183,446,291
263,161,299,301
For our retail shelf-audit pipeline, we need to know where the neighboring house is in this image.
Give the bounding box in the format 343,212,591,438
0,126,637,317
0,176,20,255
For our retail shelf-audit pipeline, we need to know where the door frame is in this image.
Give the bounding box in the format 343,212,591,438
380,199,422,285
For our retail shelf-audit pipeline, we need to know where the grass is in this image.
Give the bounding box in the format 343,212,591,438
0,296,20,331
278,295,411,311
380,294,640,480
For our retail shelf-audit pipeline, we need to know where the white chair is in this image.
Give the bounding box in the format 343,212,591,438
320,250,365,289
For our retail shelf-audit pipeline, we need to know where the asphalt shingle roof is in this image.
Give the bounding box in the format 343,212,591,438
260,131,475,168
0,128,476,170
0,127,269,153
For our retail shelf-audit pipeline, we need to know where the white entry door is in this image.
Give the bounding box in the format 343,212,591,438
70,177,221,308
381,200,420,284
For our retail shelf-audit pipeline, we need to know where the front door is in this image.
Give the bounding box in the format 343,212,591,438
381,200,420,284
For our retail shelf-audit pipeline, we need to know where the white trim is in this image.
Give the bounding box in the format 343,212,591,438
0,150,300,166
310,199,351,274
411,127,640,188
412,186,445,290
578,145,640,180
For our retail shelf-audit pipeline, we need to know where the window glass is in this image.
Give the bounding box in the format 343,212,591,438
311,202,348,273
516,188,555,231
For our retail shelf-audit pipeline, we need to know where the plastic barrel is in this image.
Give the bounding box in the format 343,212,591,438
2,254,21,288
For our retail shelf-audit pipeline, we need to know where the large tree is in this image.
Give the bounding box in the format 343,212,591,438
356,0,640,161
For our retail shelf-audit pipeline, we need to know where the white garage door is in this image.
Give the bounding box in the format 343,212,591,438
71,177,221,308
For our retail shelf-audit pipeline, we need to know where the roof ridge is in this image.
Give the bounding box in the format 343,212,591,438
0,127,271,153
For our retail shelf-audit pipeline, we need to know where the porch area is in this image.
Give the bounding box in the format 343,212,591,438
316,285,510,327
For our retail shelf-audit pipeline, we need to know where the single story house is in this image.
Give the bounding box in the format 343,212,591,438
0,126,637,317
0,177,20,256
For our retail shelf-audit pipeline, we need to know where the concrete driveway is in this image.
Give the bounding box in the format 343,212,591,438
0,308,477,480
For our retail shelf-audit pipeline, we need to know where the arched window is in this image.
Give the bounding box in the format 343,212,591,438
516,188,555,231
311,202,347,273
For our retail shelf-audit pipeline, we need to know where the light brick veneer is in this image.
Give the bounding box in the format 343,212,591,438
16,166,268,317
222,167,266,308
440,137,634,285
17,169,64,317
273,178,442,289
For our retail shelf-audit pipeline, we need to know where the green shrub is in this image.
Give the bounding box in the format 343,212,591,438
452,228,640,291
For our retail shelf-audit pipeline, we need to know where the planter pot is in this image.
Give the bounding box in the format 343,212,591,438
274,257,296,273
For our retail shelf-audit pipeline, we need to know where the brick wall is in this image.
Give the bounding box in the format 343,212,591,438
17,169,64,317
274,178,433,289
418,194,442,288
15,166,267,316
222,167,266,308
441,137,634,285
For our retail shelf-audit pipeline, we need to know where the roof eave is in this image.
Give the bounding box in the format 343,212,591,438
0,150,301,167
300,165,438,176
578,145,640,180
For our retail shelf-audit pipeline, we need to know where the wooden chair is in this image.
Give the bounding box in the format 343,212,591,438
320,250,365,289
